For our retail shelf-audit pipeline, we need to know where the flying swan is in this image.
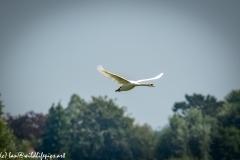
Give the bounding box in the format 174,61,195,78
97,65,164,92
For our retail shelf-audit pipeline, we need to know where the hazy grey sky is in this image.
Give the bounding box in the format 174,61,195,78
1,1,240,129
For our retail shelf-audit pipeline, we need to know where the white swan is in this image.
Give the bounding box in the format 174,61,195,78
97,65,164,92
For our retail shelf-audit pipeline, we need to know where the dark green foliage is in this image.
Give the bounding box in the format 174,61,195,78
66,95,104,160
225,90,240,103
156,108,216,160
65,95,157,160
2,89,240,160
172,94,223,116
41,103,70,156
128,125,157,160
217,102,240,130
0,94,3,116
211,126,240,160
157,90,240,160
210,91,240,160
87,96,133,160
0,117,31,160
155,127,176,159
218,90,240,129
0,117,16,153
38,94,158,159
0,95,31,160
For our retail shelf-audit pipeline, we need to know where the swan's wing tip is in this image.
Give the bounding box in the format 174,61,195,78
97,65,104,71
158,73,164,78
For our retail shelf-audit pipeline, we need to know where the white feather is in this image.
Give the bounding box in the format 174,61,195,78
97,65,164,92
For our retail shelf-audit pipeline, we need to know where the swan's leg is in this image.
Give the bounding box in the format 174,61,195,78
115,87,121,92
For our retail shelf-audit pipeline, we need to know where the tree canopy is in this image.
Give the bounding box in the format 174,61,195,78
0,95,31,160
2,89,240,160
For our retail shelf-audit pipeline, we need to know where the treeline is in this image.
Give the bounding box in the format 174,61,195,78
1,90,240,160
0,96,31,160
156,90,240,160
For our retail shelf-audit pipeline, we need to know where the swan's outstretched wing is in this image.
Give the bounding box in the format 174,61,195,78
97,65,129,84
136,73,164,83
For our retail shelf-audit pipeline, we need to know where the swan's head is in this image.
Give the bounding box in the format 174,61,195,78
150,83,155,87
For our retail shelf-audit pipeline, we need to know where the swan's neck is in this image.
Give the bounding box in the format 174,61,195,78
138,83,150,86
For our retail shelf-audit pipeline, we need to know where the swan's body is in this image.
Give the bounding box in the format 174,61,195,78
97,65,163,92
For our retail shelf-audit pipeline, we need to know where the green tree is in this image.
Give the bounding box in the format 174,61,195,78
156,108,216,160
172,94,223,116
128,124,157,160
219,90,240,129
0,95,31,160
65,95,157,160
89,96,133,160
67,95,103,160
155,127,176,159
211,126,240,160
210,90,240,160
0,116,16,153
41,103,70,156
185,108,216,160
225,89,240,103
0,94,3,116
217,102,240,130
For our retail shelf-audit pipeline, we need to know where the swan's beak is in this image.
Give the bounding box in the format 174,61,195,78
151,84,155,87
